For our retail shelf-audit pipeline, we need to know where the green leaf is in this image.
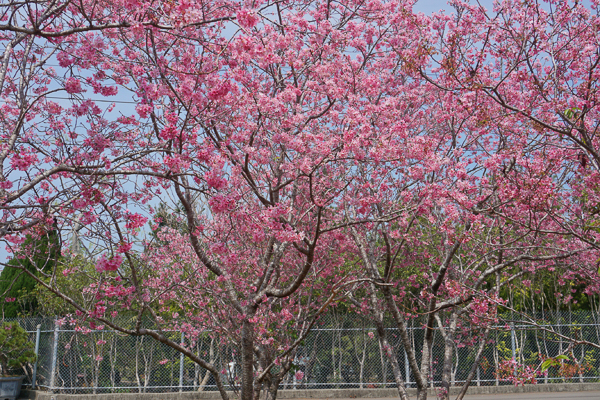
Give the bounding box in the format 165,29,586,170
541,355,569,371
541,359,554,371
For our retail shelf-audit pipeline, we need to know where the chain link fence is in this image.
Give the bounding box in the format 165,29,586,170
4,311,600,394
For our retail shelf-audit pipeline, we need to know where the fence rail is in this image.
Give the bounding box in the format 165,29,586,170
4,311,600,394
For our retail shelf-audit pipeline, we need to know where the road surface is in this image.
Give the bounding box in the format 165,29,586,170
458,391,600,400
295,392,600,400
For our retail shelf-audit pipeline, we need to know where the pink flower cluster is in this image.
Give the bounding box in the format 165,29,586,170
281,308,294,321
95,254,123,272
236,9,258,29
0,180,13,189
10,152,38,171
125,212,148,230
164,155,191,173
497,359,539,386
209,195,235,213
103,284,134,298
207,81,233,100
65,77,84,94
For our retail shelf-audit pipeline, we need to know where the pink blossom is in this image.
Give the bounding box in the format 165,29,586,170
117,242,132,253
10,152,38,171
65,77,84,94
236,9,258,29
164,155,190,173
96,254,123,272
207,81,232,100
281,309,294,321
208,195,235,213
0,180,13,189
160,125,179,140
205,170,227,189
125,212,148,230
136,104,152,118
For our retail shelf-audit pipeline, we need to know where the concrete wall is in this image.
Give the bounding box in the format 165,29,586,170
19,382,600,400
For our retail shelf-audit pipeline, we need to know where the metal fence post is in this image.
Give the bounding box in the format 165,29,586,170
49,321,59,393
510,323,517,379
510,324,516,360
31,324,41,389
404,350,410,388
179,332,185,392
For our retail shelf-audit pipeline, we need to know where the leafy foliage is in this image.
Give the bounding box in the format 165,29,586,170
0,229,60,317
0,322,36,376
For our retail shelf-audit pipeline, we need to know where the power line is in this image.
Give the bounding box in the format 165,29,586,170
46,96,139,104
0,96,140,105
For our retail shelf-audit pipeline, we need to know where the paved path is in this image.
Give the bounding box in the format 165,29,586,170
458,391,600,400
292,392,600,400
333,392,600,400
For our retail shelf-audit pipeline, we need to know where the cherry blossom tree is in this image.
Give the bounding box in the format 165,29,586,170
341,2,600,399
341,79,599,399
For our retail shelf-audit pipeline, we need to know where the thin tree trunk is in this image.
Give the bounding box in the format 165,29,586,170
265,366,290,400
241,318,255,400
135,337,142,393
349,228,426,397
418,315,434,400
198,337,216,391
143,340,154,393
378,332,385,387
359,328,367,389
382,284,429,398
455,327,490,400
374,319,410,400
436,313,458,400
493,331,498,386
110,335,116,393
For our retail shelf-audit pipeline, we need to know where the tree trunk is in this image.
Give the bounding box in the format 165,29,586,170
350,228,425,398
198,337,215,391
381,287,428,395
418,321,433,400
438,313,458,400
135,337,142,393
358,329,367,389
241,318,255,400
110,335,116,393
374,319,410,400
455,327,490,400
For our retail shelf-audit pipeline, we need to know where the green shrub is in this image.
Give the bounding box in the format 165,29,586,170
0,322,36,376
